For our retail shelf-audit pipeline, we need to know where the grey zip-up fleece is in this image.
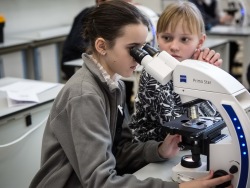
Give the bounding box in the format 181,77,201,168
29,54,179,188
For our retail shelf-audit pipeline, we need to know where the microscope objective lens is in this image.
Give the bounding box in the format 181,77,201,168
199,101,216,117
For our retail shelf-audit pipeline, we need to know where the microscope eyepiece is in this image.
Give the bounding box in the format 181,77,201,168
142,43,159,57
130,45,173,85
130,47,148,64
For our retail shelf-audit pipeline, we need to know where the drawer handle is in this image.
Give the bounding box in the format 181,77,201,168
0,116,48,148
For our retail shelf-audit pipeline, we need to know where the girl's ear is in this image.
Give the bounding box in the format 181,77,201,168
197,34,206,49
95,37,107,55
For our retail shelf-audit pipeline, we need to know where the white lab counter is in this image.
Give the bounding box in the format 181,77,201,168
0,77,63,188
12,26,71,41
0,38,31,50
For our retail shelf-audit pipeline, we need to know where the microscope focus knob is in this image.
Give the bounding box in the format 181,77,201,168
213,170,231,188
229,165,238,174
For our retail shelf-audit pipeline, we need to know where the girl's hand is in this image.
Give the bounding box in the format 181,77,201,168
192,48,223,67
158,134,181,159
179,170,233,188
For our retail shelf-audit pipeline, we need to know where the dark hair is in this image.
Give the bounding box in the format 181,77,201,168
83,0,149,53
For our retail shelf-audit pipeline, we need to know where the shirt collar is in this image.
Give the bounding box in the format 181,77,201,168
88,55,121,88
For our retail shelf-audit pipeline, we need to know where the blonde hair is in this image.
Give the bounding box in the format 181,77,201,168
157,1,205,35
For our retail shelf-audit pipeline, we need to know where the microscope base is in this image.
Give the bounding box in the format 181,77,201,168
172,162,209,183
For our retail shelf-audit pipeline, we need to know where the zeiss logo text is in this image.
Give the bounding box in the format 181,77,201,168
180,75,187,83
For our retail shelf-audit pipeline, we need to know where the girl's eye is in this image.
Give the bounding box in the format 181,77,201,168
162,36,172,41
181,37,190,42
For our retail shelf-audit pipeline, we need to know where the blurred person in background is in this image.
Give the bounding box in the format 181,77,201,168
189,0,234,29
61,0,107,80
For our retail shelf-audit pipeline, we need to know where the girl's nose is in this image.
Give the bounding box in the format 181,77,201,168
170,40,179,52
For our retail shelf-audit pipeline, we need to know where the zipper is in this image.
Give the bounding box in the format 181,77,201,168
111,91,118,143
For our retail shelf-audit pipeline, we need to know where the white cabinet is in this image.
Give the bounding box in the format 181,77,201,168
0,103,51,188
0,77,63,188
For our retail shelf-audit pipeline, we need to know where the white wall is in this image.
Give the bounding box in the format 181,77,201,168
0,0,95,35
0,0,178,36
135,0,162,14
135,0,176,14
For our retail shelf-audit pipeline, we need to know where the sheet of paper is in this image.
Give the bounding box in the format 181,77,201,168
0,81,58,94
0,81,58,107
6,93,39,107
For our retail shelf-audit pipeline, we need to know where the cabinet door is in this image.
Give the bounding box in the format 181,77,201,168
0,51,27,78
0,103,52,188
